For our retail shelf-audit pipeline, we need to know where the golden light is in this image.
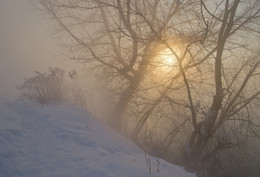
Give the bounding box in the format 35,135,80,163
148,48,179,82
145,47,180,91
164,55,175,65
160,48,177,67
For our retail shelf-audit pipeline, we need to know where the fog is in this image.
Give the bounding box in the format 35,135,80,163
0,0,113,123
1,1,260,176
0,0,78,97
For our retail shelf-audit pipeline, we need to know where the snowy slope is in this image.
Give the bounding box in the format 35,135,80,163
0,97,195,177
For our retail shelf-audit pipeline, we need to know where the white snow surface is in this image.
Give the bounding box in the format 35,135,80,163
0,97,195,177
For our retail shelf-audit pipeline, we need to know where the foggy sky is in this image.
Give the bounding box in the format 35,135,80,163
0,0,78,97
0,0,111,120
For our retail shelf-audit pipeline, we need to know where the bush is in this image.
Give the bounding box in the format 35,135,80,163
18,67,86,107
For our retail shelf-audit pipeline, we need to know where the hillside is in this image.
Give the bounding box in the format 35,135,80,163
0,97,195,177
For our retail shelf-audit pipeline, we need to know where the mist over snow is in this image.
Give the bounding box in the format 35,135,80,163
0,0,84,97
0,97,195,177
0,0,110,122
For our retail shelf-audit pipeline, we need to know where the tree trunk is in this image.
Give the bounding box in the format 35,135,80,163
109,42,164,132
109,61,150,132
109,85,135,132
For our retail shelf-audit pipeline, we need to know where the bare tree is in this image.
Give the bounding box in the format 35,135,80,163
150,0,260,174
35,0,190,132
186,0,259,172
35,0,260,175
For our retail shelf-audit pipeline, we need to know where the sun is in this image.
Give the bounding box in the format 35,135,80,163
151,48,178,76
165,55,175,65
149,48,179,82
161,49,177,66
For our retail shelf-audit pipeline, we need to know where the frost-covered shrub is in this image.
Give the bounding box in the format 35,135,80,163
18,67,86,107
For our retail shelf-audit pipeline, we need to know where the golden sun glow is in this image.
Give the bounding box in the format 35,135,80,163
148,48,180,83
164,55,175,65
161,49,177,67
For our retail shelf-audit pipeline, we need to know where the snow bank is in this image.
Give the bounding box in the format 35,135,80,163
0,97,195,177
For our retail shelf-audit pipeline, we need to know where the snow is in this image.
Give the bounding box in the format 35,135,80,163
0,97,195,177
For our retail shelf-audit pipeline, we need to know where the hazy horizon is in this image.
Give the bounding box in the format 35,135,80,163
0,0,80,97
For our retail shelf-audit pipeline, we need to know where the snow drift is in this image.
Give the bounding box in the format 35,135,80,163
0,97,195,177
